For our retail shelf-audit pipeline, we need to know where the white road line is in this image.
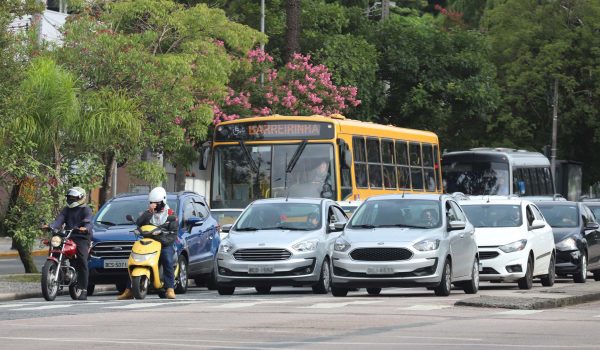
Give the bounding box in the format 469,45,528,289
210,300,292,308
494,310,543,316
105,303,167,309
0,304,27,308
13,304,74,311
398,304,451,311
300,300,381,309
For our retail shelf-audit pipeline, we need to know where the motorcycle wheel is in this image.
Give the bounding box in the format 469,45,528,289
41,260,59,301
69,283,83,300
132,275,149,300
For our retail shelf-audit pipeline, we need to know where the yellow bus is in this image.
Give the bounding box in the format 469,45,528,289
207,114,442,209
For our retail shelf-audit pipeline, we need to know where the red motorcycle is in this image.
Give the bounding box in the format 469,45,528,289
40,228,83,301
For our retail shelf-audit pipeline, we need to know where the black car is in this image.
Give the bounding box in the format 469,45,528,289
536,201,600,283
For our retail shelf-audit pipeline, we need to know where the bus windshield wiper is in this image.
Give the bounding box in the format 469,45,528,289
236,227,259,231
239,140,258,173
351,224,376,229
286,140,308,173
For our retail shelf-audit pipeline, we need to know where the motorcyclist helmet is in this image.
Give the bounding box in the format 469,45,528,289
66,187,86,208
148,186,167,212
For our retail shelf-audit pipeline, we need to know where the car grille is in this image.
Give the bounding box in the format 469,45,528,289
350,248,412,261
233,248,292,261
479,251,500,260
90,241,134,259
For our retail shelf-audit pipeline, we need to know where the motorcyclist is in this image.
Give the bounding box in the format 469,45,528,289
117,186,178,300
44,187,93,300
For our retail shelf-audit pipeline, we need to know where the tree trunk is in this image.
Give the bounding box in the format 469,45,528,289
175,163,186,192
99,152,116,208
285,0,301,61
13,237,38,273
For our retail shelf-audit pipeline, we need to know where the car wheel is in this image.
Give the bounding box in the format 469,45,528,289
574,253,587,283
217,286,235,295
206,270,218,290
541,253,556,287
518,257,533,290
434,259,452,296
174,256,188,294
594,271,600,281
255,286,271,294
331,286,348,297
115,280,127,294
312,259,331,294
366,288,381,295
462,258,480,294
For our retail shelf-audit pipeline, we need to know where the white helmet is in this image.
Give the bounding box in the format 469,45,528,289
66,187,86,208
148,187,167,205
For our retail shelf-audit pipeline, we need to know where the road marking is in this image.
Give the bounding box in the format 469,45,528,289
494,310,543,316
105,303,167,309
300,300,381,309
211,300,291,308
13,304,74,311
0,303,27,308
398,304,451,311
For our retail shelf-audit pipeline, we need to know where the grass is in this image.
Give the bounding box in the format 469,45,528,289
0,274,41,283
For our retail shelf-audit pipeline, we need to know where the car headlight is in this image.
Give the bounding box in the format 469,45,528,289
499,239,527,253
556,237,577,251
413,239,440,252
50,236,62,248
334,237,351,252
220,241,234,254
131,252,158,263
293,239,318,252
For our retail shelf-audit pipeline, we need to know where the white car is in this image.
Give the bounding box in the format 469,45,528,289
336,200,363,218
459,198,556,289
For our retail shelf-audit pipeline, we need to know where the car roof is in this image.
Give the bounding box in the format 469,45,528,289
364,194,444,201
459,199,527,206
111,191,203,201
534,200,579,206
211,208,244,212
249,197,330,205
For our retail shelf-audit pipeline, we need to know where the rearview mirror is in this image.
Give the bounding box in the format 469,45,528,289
585,222,600,230
448,220,466,231
221,224,233,233
328,222,346,232
199,142,211,170
186,216,203,227
530,219,546,230
125,214,134,223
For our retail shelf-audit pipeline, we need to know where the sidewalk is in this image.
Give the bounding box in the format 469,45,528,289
0,236,46,259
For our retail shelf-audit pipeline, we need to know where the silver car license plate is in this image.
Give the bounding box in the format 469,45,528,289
366,266,394,275
248,265,274,274
103,259,128,269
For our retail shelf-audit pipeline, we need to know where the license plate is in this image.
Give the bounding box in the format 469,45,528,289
366,266,394,275
103,260,128,269
248,265,274,274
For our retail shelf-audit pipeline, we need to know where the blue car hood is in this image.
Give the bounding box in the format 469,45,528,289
92,224,138,242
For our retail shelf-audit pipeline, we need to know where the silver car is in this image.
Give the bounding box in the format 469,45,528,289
216,198,348,295
331,194,479,297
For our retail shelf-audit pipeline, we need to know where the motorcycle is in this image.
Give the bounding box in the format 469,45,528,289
40,227,84,301
125,214,180,299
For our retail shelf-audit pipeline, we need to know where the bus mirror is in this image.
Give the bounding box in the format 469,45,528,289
199,144,211,170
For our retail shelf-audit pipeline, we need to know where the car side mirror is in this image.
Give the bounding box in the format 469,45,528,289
448,220,466,231
221,224,233,233
125,214,134,223
328,222,345,232
186,216,204,227
586,222,600,230
530,219,546,230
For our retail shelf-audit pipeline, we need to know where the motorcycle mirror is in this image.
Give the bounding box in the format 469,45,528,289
167,215,177,222
125,214,134,222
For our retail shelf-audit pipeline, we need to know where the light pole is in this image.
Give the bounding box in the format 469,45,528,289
551,78,558,187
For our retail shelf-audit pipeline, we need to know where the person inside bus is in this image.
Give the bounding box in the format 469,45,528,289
310,160,333,198
493,175,509,195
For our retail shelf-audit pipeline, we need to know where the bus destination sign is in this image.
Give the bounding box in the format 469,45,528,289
215,120,335,141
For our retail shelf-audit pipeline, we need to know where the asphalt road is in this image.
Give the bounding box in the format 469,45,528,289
0,255,46,274
2,284,600,349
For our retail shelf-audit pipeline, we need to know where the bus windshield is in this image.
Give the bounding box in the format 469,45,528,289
211,143,336,208
443,160,509,196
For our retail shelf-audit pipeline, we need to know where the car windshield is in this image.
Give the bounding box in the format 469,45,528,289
538,205,579,228
587,206,600,222
462,204,522,228
349,199,441,229
95,197,180,226
212,210,242,226
234,202,322,231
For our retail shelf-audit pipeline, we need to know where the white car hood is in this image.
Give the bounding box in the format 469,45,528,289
474,227,525,247
228,229,318,247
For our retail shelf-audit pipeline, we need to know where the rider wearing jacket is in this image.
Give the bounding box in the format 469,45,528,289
117,187,178,300
48,187,93,300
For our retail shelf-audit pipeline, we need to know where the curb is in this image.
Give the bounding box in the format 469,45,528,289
0,250,47,259
455,291,600,310
0,285,117,302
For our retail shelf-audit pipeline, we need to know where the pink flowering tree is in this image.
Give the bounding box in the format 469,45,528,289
212,49,360,124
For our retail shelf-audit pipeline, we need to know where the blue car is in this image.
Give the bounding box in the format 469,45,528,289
88,191,220,295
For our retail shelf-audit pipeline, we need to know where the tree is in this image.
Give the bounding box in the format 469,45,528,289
285,0,302,60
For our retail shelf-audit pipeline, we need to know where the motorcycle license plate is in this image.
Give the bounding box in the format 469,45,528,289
366,266,394,275
248,265,274,274
103,260,128,269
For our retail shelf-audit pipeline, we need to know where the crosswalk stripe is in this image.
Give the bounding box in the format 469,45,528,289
14,304,74,311
0,304,27,308
105,303,167,309
300,300,381,309
399,304,451,311
494,310,543,316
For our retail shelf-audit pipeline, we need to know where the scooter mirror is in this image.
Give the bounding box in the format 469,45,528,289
167,215,177,222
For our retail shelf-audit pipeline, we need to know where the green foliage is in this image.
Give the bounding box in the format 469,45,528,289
128,160,168,186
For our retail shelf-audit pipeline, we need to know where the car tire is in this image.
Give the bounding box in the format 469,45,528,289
594,271,600,281
540,253,556,287
115,280,127,294
217,286,235,295
206,270,218,290
574,253,587,283
366,288,381,295
331,286,348,297
87,283,95,296
462,258,480,294
434,259,452,296
255,286,271,294
312,259,331,294
518,257,533,290
174,256,188,294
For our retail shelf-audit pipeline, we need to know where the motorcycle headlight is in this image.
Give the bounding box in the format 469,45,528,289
131,252,158,263
556,237,577,251
292,239,318,252
413,239,440,252
220,241,234,254
499,239,527,253
334,237,351,252
50,236,63,248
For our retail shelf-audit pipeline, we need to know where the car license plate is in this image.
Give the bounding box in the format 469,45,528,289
248,265,274,274
366,266,394,275
103,260,128,269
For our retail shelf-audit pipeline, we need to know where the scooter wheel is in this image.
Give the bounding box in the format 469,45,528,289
132,275,149,299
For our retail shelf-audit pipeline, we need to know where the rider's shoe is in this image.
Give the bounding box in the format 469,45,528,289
117,288,134,300
77,290,87,300
166,288,176,299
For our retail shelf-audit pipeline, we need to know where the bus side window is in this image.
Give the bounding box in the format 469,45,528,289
353,136,368,188
409,142,424,191
367,138,382,188
381,139,397,189
396,140,411,189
